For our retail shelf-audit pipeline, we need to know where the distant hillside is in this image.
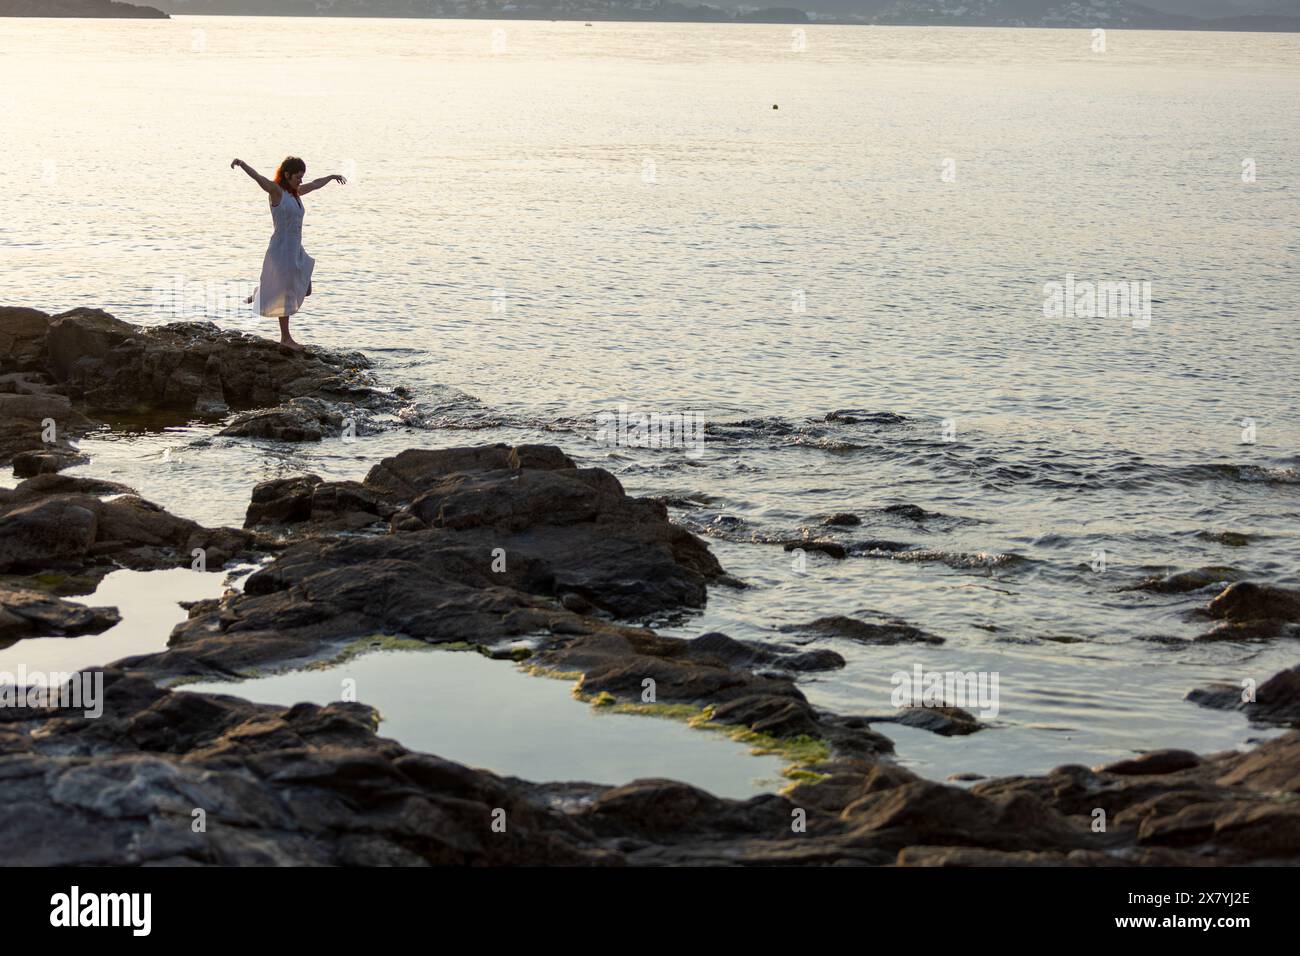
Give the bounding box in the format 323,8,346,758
1075,0,1297,17
809,0,1299,26
1,0,168,15
150,0,1300,28
786,0,1297,18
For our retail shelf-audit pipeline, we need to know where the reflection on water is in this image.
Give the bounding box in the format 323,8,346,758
185,647,788,798
0,567,231,677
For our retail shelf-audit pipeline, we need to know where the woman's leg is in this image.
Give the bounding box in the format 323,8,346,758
278,315,301,349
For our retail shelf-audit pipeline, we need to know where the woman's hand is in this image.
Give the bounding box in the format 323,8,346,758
333,174,347,185
231,158,244,170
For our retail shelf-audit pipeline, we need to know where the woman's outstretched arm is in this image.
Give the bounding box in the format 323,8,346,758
230,159,282,200
298,174,347,196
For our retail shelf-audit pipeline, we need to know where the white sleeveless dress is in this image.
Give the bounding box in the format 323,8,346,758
252,192,315,318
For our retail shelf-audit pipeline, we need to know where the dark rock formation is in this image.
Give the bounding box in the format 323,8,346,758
781,614,945,646
5,667,1297,866
218,397,363,442
241,444,722,617
0,307,51,370
10,448,90,477
1098,749,1201,776
0,473,254,578
783,540,847,559
537,629,887,756
880,705,983,736
819,512,861,526
1124,566,1243,593
43,310,383,416
880,503,937,521
1194,581,1300,641
2,307,393,471
967,733,1300,864
1187,663,1300,728
0,388,99,471
0,583,120,641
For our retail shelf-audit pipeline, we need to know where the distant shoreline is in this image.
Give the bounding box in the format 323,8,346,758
149,12,1300,33
0,0,168,16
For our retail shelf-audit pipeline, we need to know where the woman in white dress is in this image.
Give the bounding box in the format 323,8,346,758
230,156,345,351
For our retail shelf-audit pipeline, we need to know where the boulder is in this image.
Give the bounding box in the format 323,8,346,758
45,308,136,381
783,540,847,559
1098,750,1201,776
218,397,359,443
0,390,100,469
43,311,386,417
241,444,721,617
11,448,89,477
1206,581,1300,624
1187,663,1300,728
0,583,120,640
0,306,51,372
0,485,254,576
1195,581,1300,641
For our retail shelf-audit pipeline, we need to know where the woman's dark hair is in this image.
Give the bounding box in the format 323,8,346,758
274,156,307,202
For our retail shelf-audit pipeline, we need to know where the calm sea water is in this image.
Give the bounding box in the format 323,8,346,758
2,18,1298,781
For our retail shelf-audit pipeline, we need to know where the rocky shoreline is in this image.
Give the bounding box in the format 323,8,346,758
2,305,1298,866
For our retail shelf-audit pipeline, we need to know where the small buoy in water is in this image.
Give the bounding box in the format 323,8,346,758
772,104,779,110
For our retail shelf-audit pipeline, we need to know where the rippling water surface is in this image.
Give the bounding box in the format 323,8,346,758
2,17,1298,781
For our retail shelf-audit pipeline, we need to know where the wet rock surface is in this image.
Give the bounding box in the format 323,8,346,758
218,397,370,443
1187,663,1300,729
867,705,984,736
1194,581,1300,641
782,614,945,646
1126,566,1244,594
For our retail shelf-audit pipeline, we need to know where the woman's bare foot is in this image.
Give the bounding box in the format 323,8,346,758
277,316,304,351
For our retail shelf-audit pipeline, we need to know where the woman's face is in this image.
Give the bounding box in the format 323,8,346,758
288,169,305,189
